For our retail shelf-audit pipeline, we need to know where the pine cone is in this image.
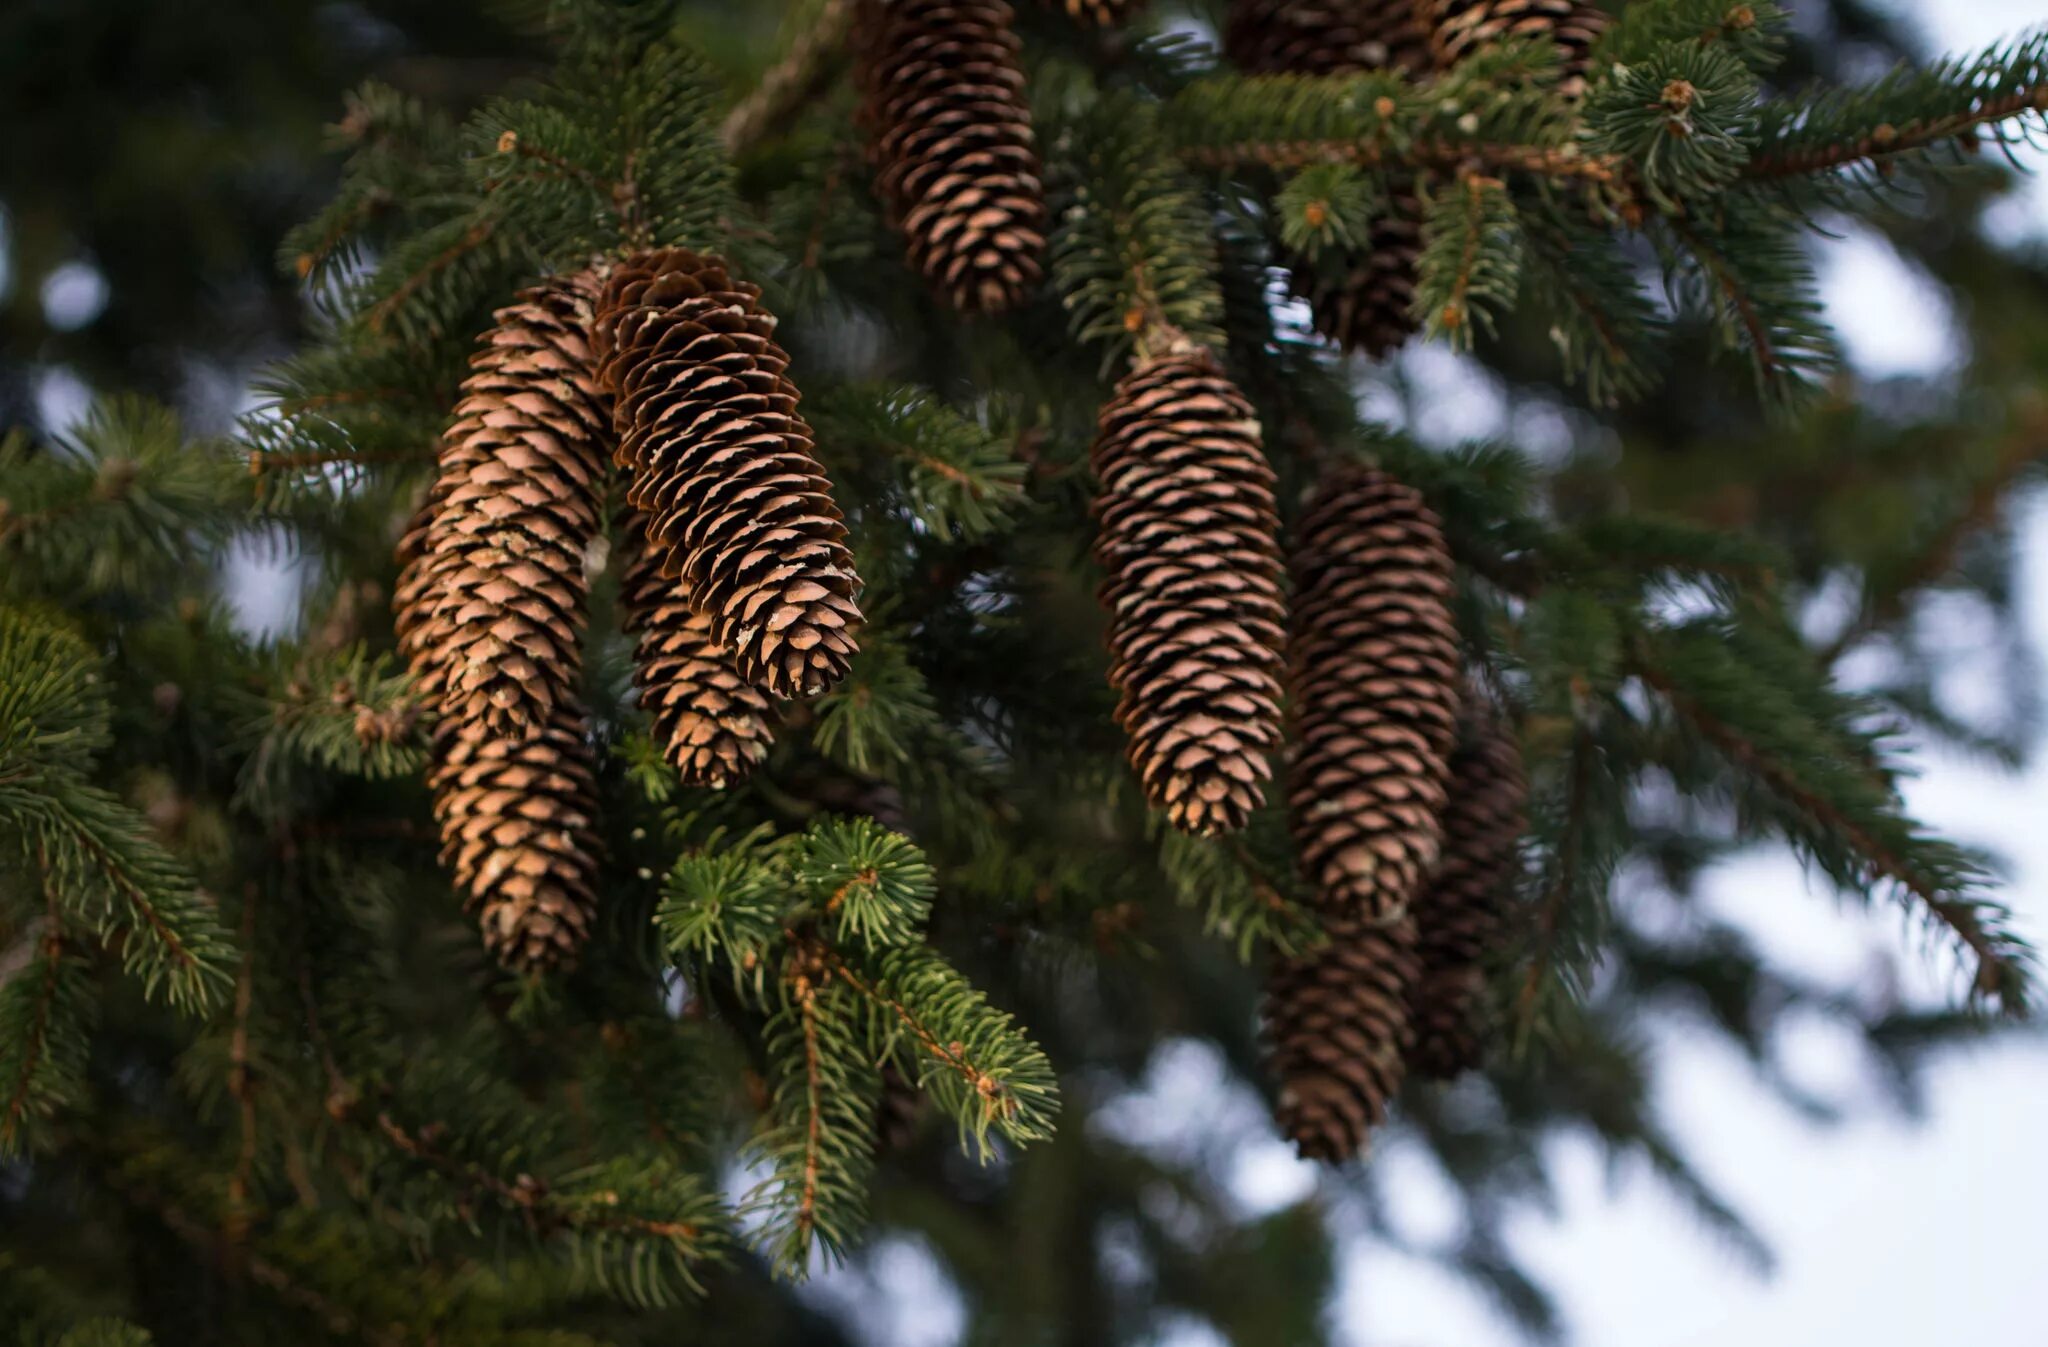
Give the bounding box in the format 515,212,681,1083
393,272,610,737
858,0,1047,313
594,249,863,700
1039,0,1146,24
1092,345,1286,835
1224,0,1432,75
427,708,602,972
1425,0,1609,94
1265,908,1418,1161
618,513,775,789
1286,467,1461,917
1302,190,1426,359
1408,709,1527,1079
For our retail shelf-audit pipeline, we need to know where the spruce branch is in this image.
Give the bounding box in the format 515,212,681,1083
1630,627,2032,1012
0,916,92,1157
721,0,858,153
1748,32,2048,182
833,946,1059,1158
1414,173,1522,349
1821,422,2048,663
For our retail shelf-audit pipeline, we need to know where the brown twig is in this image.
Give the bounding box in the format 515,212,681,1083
1633,658,2024,1005
1821,426,2047,663
1746,85,2048,180
813,947,1013,1119
0,859,65,1150
1183,137,1625,187
364,221,495,335
1513,712,1594,1039
226,884,263,1244
721,0,860,154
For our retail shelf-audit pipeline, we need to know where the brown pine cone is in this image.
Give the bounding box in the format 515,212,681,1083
393,271,610,737
1265,907,1419,1161
1302,189,1426,359
1224,0,1432,75
858,0,1047,313
427,707,602,972
1092,344,1287,836
594,249,862,700
1408,708,1527,1079
1286,467,1461,917
1425,0,1609,94
617,513,775,789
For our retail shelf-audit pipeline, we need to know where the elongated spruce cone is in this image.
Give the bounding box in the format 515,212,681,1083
1424,0,1609,95
1408,710,1527,1079
1224,0,1432,75
594,249,862,700
1093,347,1286,835
1287,467,1461,917
393,272,610,737
618,513,775,788
1304,192,1426,358
858,0,1047,313
426,708,602,972
1265,908,1418,1161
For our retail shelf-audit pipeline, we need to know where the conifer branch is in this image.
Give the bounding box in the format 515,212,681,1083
1514,719,1595,1041
721,0,857,153
1631,647,2030,1011
0,912,68,1154
1180,137,1625,187
225,887,262,1244
1746,84,2048,179
1821,425,2048,662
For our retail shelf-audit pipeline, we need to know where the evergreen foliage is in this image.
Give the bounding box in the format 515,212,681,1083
4,0,2048,1339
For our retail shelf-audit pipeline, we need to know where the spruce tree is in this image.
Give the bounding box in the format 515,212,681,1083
3,1,2047,1341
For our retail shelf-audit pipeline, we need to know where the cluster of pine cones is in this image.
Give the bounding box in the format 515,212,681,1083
396,253,862,971
1089,339,1527,1160
393,0,1549,1164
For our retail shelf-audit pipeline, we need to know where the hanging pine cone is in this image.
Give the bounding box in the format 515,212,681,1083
1287,467,1461,917
1265,908,1419,1161
1425,0,1610,94
1223,0,1432,75
857,0,1047,313
393,272,610,737
427,708,602,972
594,249,863,700
1092,343,1287,836
1408,709,1527,1079
617,514,775,789
1302,190,1426,359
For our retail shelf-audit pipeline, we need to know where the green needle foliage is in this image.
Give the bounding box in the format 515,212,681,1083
5,0,2048,1341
